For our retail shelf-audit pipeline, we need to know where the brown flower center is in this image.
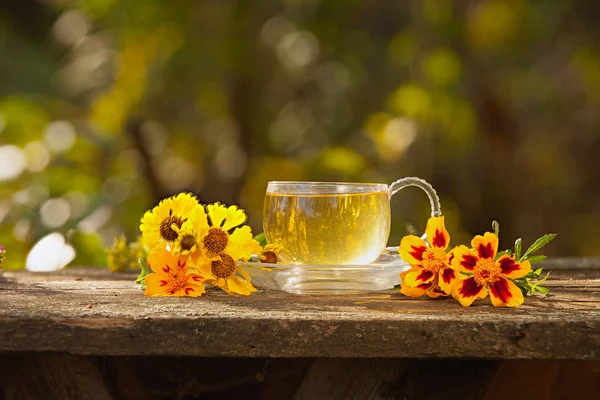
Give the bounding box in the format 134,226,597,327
180,234,196,252
474,258,500,286
211,253,236,279
203,228,228,254
260,251,278,264
160,215,184,242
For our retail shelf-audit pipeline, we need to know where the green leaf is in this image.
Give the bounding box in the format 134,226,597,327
495,249,512,260
526,279,537,294
135,257,150,287
533,267,543,276
537,271,551,284
526,255,548,264
514,238,522,259
514,278,529,296
492,221,500,237
535,286,550,294
525,271,551,295
520,234,557,261
253,232,268,248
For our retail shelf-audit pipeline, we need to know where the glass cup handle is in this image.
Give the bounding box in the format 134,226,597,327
388,177,442,218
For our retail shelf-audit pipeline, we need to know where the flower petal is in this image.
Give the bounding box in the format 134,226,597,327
399,266,418,281
172,192,200,217
447,246,457,264
399,235,428,265
153,197,173,220
425,216,450,250
179,206,209,237
207,203,228,228
140,210,166,252
178,283,206,297
188,273,206,284
147,249,175,275
228,226,261,261
403,269,436,287
452,276,487,307
190,251,212,275
425,284,446,298
226,275,256,296
497,255,531,279
237,266,253,284
471,232,498,260
144,273,171,296
141,230,164,252
451,245,479,272
489,277,524,307
222,205,248,231
400,281,431,298
438,266,458,294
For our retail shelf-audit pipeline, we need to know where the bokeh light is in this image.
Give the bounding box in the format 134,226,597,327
0,0,599,271
0,145,27,181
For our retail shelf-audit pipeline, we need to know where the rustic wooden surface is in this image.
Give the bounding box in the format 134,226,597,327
1,354,597,400
0,259,599,359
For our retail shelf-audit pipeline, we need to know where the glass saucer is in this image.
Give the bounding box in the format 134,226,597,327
238,247,410,294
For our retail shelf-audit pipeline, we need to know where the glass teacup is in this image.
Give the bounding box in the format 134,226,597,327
263,177,441,265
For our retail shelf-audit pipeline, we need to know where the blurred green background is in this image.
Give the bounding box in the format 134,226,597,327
1,0,599,269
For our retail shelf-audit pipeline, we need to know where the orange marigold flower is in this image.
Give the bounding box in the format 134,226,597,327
451,232,531,307
145,249,206,297
398,216,460,298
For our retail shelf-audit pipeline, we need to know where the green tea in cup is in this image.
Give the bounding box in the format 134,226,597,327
263,178,441,265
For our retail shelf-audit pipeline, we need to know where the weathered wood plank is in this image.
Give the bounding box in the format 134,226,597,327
0,261,598,359
0,353,113,400
483,360,600,400
100,356,268,399
295,359,410,400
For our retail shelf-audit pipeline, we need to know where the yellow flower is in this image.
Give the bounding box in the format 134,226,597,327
259,243,283,264
107,234,129,272
203,203,261,259
194,203,262,295
145,249,206,297
172,206,209,263
139,193,199,252
0,245,6,269
451,232,531,307
107,235,147,272
398,216,460,298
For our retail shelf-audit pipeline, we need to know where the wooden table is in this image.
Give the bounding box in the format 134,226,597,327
0,259,599,399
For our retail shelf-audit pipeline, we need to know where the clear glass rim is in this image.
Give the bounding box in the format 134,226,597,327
266,181,388,194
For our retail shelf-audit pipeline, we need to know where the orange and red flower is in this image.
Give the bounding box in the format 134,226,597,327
398,216,460,297
145,249,206,297
451,232,531,307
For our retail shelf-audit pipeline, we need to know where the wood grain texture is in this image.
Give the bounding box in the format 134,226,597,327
0,353,113,400
0,261,598,359
295,359,410,400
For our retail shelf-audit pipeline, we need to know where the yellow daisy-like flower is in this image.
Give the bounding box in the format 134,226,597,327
259,243,283,264
139,193,199,252
172,206,209,263
203,203,261,259
195,203,262,295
